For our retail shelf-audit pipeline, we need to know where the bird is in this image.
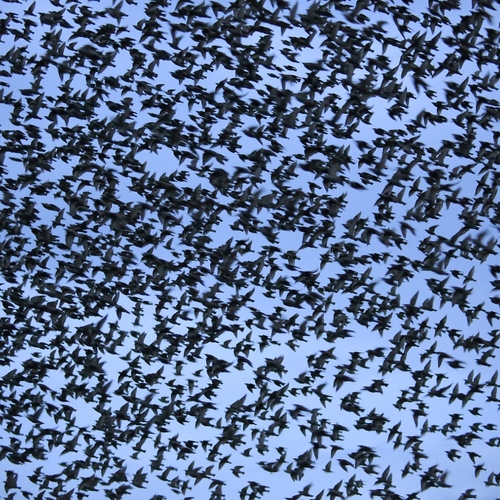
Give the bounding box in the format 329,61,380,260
0,0,498,499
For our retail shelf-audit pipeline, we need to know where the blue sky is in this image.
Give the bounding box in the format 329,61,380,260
0,0,499,499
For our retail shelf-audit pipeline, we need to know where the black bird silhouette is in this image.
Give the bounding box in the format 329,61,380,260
0,0,499,499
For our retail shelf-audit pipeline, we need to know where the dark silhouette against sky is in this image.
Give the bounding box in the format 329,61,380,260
0,0,499,499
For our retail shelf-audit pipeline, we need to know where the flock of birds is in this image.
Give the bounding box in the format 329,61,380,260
0,0,500,498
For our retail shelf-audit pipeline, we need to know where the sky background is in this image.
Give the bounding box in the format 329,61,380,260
0,0,499,499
